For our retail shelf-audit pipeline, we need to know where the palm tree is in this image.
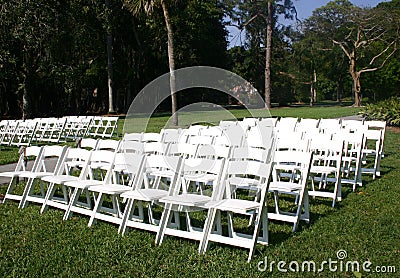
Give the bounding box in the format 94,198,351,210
124,0,178,125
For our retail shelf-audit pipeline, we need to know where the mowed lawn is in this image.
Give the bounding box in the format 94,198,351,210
0,105,399,277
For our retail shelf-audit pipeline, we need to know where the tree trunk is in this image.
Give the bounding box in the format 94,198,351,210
349,51,362,107
106,0,115,114
353,72,362,107
264,0,272,109
310,69,317,107
161,0,178,126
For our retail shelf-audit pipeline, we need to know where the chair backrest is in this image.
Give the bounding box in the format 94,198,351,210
14,146,44,173
272,150,313,184
113,152,146,183
275,117,298,132
167,142,198,158
144,154,184,191
143,142,169,155
258,117,278,127
179,157,226,198
219,120,237,130
196,144,231,159
187,135,214,146
141,132,162,143
78,138,99,150
59,147,92,176
81,149,116,180
160,128,181,144
318,118,341,135
214,125,246,147
119,140,144,154
199,126,223,137
276,132,308,152
295,118,320,133
37,145,68,175
230,146,269,162
96,139,120,151
123,132,143,142
244,125,275,149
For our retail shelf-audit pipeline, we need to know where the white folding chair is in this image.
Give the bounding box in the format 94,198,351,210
63,150,116,220
0,146,43,204
308,137,344,207
19,145,68,208
199,159,274,262
335,130,364,191
154,156,226,246
364,120,386,158
40,148,92,213
86,153,146,227
10,119,37,147
268,150,313,232
361,129,383,179
118,154,184,235
0,120,21,146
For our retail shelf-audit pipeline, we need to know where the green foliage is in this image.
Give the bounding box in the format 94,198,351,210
360,97,400,126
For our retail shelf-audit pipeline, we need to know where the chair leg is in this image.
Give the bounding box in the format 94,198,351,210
63,188,82,220
19,179,34,209
118,198,135,235
155,204,173,245
199,208,217,255
248,206,268,263
41,182,57,214
88,192,104,227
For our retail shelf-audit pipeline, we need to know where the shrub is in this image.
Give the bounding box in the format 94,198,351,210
360,97,400,126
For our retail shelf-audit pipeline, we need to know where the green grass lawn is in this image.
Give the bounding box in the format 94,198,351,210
1,104,399,277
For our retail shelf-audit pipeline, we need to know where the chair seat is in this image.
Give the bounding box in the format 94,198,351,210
184,173,218,183
64,180,104,189
0,171,30,178
19,171,53,179
269,181,302,192
121,189,168,201
89,184,132,194
90,162,110,170
228,176,260,186
42,175,80,184
65,161,85,168
148,169,175,178
210,199,260,213
160,194,211,207
310,166,336,174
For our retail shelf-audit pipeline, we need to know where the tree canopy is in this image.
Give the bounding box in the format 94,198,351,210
0,0,399,118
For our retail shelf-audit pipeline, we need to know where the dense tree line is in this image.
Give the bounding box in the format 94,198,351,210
0,0,399,119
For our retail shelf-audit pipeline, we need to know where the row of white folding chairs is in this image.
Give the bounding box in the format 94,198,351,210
83,116,119,139
0,116,119,147
62,115,118,140
1,137,318,262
